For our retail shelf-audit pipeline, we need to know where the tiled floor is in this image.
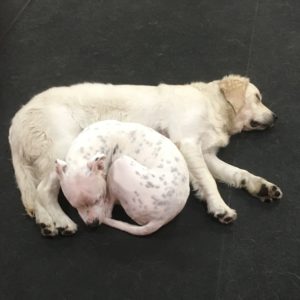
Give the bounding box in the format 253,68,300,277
0,1,299,299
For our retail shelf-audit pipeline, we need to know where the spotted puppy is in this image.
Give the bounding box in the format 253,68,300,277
55,120,190,235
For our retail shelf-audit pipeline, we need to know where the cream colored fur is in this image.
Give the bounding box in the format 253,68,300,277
9,74,283,236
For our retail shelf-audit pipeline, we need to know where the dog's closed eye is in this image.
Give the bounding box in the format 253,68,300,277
255,93,262,103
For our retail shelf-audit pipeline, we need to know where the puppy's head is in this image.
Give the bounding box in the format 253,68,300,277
55,153,108,227
219,75,277,133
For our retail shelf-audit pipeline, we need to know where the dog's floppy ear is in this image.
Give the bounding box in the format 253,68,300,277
87,153,106,172
218,75,249,113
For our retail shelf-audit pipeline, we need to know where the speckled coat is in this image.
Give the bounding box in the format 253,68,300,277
59,120,190,235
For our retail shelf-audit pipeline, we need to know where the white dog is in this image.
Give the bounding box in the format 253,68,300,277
56,120,190,235
9,75,283,236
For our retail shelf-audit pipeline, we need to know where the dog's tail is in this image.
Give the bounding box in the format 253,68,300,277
103,218,163,236
9,123,39,218
10,153,38,218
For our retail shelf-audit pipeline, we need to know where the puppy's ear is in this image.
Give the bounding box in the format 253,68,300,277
87,153,106,172
55,159,67,177
219,75,249,113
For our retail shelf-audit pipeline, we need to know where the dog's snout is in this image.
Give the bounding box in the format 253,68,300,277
87,219,99,228
272,113,278,122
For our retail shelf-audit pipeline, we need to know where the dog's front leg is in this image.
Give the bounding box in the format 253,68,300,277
204,154,283,202
179,139,237,224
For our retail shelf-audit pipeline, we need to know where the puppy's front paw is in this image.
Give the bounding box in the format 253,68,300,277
257,182,283,203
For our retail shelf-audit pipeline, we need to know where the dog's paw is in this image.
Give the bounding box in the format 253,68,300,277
56,220,78,236
38,220,77,237
35,205,58,237
39,222,58,237
47,212,78,236
34,198,78,236
256,182,283,203
208,205,237,224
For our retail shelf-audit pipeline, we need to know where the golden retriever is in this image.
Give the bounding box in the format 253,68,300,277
9,75,282,236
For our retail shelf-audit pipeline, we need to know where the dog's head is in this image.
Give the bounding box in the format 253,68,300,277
55,153,107,227
219,75,277,133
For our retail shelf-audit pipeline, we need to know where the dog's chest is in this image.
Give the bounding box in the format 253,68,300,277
200,126,230,152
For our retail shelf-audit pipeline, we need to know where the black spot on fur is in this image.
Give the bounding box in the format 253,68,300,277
257,184,269,197
156,126,169,138
112,144,119,155
224,217,233,223
42,228,52,236
62,230,75,236
216,213,226,218
146,181,155,188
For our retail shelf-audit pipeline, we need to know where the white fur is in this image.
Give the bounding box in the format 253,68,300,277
57,120,190,236
9,74,283,236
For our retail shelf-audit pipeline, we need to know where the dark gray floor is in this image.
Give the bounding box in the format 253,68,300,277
0,1,299,299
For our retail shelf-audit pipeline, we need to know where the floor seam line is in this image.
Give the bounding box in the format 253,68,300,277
214,232,226,300
0,0,33,46
246,0,260,76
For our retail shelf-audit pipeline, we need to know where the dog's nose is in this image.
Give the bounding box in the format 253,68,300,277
87,219,99,228
272,113,278,122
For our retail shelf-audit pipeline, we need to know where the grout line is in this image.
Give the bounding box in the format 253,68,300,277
214,231,226,300
246,0,260,76
215,3,260,297
0,0,33,45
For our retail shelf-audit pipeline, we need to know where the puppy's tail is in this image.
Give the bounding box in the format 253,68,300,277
103,218,163,236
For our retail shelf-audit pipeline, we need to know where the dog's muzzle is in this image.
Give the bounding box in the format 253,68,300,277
87,219,100,229
250,113,278,129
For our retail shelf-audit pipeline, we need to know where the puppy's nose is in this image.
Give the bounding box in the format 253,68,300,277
272,113,278,122
87,219,99,228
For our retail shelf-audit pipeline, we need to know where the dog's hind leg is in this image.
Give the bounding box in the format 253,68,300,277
9,105,80,236
33,117,80,236
36,171,77,236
